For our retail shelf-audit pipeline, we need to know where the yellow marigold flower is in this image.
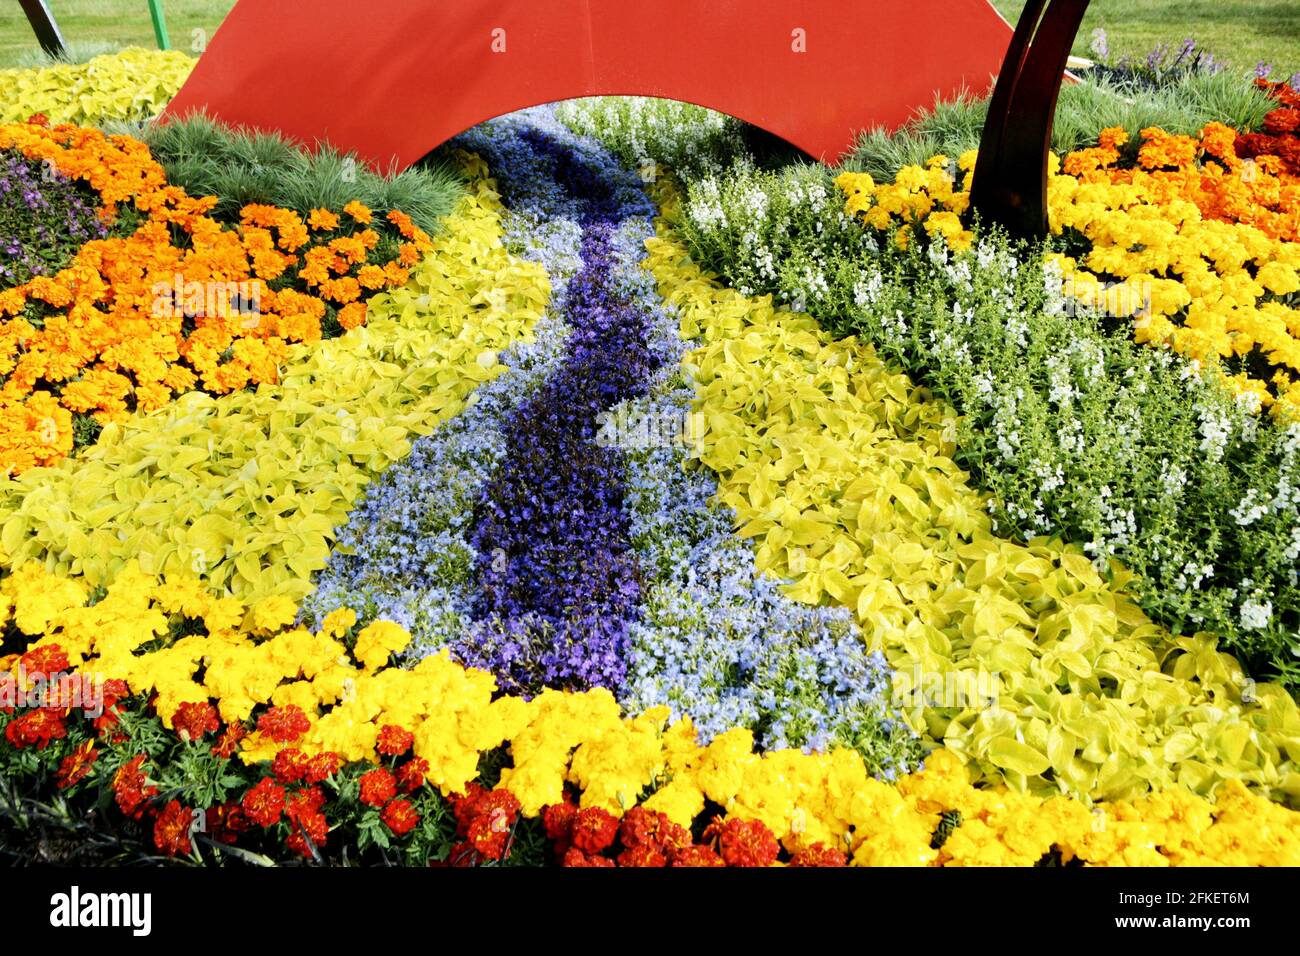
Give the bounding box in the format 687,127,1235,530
352,620,411,672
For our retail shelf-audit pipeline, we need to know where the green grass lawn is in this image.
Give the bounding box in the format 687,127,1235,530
0,0,233,66
991,0,1300,77
1,1,1296,77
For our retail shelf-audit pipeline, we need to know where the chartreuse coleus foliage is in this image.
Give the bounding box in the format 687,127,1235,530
0,153,549,602
644,176,1300,808
0,49,194,125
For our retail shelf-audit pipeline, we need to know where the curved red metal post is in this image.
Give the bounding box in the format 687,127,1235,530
968,0,1091,240
161,0,1016,168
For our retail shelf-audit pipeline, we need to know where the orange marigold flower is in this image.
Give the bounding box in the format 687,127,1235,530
337,302,367,330
356,264,388,289
343,200,373,224
308,208,340,231
319,277,362,305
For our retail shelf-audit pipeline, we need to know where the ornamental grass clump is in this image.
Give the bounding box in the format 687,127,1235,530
137,114,464,237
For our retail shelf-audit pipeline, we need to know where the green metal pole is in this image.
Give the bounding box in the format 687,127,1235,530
148,0,171,50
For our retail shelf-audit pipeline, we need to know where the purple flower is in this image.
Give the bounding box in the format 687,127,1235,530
1,148,105,291
459,131,660,695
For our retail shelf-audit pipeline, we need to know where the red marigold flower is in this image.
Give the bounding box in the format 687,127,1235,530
789,842,849,867
394,757,428,793
618,844,667,867
286,823,327,858
380,798,419,836
476,789,520,825
256,705,311,743
272,747,311,784
467,814,511,860
172,701,220,741
211,722,247,758
376,724,413,756
713,817,780,867
26,113,49,127
19,644,68,679
99,678,130,700
241,777,286,827
285,787,329,857
445,841,487,867
619,806,689,855
0,673,15,714
304,751,342,784
4,709,67,749
1263,108,1300,135
561,846,615,868
92,679,131,734
288,785,327,819
112,755,157,820
206,801,249,845
669,844,726,867
541,801,577,855
570,806,619,855
358,768,398,807
462,790,518,857
450,781,487,831
153,800,194,857
55,740,97,789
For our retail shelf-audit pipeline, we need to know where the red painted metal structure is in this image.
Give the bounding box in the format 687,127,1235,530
162,0,1016,169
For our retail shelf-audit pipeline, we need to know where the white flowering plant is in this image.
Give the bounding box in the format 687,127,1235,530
675,159,1300,690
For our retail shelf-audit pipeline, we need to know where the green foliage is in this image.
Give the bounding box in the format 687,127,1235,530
125,113,464,235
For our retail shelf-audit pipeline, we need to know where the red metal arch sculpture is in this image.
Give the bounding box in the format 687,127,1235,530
161,0,1019,168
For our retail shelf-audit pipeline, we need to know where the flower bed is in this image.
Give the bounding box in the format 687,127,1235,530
0,120,435,475
1,54,1299,868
